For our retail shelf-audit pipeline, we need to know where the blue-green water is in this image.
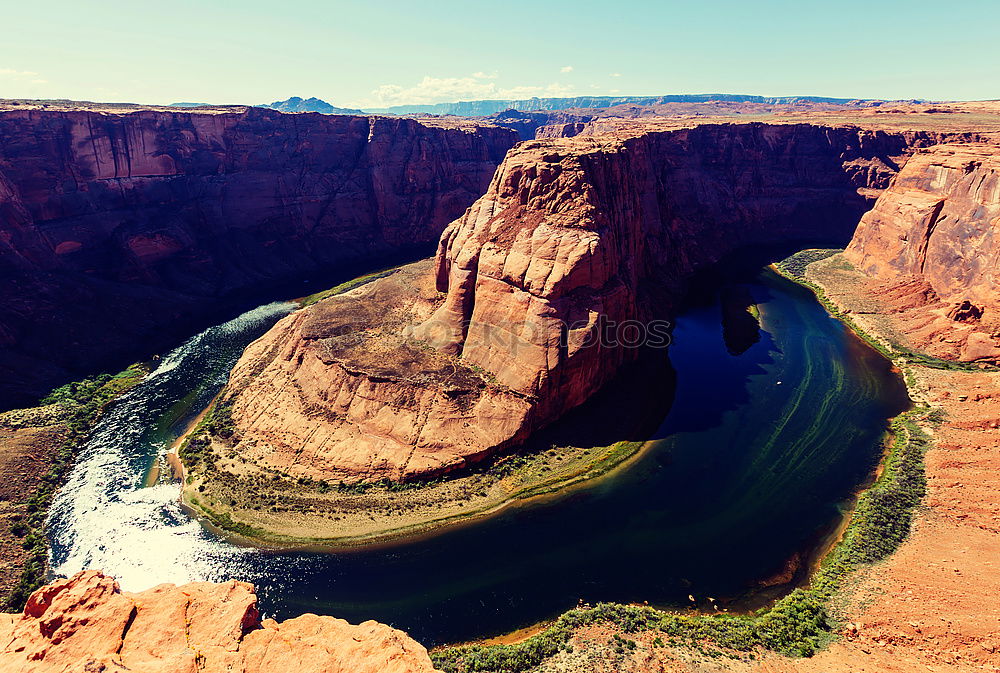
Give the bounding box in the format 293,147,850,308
48,268,909,646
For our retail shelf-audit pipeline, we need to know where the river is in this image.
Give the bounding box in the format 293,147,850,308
46,267,909,646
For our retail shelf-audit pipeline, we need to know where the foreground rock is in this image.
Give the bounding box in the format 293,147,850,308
0,108,515,409
845,144,1000,362
223,123,987,482
0,571,437,673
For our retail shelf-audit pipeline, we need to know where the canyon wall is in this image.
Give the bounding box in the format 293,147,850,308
0,109,516,408
845,144,1000,361
0,571,436,673
224,123,984,482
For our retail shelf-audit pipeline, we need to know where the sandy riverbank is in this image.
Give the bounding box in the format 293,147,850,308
180,433,649,549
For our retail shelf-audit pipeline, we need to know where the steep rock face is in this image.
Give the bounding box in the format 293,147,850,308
0,571,437,673
0,109,516,408
414,123,915,439
227,122,967,481
845,144,1000,360
221,260,531,481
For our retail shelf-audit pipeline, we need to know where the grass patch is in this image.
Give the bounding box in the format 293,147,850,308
775,249,841,280
2,364,149,611
298,267,400,307
178,400,235,471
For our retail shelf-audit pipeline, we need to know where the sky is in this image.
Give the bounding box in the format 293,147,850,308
2,0,997,109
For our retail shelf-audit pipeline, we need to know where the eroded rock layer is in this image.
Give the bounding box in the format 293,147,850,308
845,144,1000,361
222,260,531,481
0,571,437,673
0,109,516,408
226,123,990,482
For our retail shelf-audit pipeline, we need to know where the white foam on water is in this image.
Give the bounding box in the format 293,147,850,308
47,301,295,593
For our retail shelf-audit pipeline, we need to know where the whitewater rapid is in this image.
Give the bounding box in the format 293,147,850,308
46,301,299,592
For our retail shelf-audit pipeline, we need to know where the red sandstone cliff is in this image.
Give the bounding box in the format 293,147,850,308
223,123,974,482
845,144,1000,361
0,109,516,409
0,571,437,673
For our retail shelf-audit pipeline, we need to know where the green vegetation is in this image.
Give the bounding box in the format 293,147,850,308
432,411,932,672
775,250,994,373
183,435,649,549
178,400,235,471
775,249,841,280
298,267,400,307
3,364,149,612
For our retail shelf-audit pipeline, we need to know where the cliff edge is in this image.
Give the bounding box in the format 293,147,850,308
0,108,515,409
845,144,1000,361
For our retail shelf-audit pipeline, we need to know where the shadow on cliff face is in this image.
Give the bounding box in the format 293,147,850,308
0,109,518,411
518,352,677,454
480,242,830,461
0,245,435,411
624,242,836,439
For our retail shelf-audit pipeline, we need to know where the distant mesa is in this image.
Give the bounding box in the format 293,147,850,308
361,93,923,116
259,96,363,115
168,102,212,108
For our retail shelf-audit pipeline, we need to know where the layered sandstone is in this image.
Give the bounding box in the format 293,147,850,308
845,144,1000,361
0,571,437,673
220,260,531,481
0,109,516,409
224,123,978,482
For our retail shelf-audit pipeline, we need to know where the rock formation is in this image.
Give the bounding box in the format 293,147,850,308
219,260,532,481
0,108,516,408
223,123,986,482
0,571,437,673
845,144,1000,361
259,96,363,114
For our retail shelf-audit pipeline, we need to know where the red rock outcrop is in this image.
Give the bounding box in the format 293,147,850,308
0,571,437,673
220,260,532,481
845,144,1000,361
225,123,981,482
0,109,516,409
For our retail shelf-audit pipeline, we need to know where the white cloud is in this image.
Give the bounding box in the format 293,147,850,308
560,66,574,73
357,73,578,108
0,68,40,78
0,68,48,88
610,72,622,78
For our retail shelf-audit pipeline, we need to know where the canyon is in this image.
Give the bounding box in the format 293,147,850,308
0,108,516,409
2,102,1000,673
218,122,994,486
